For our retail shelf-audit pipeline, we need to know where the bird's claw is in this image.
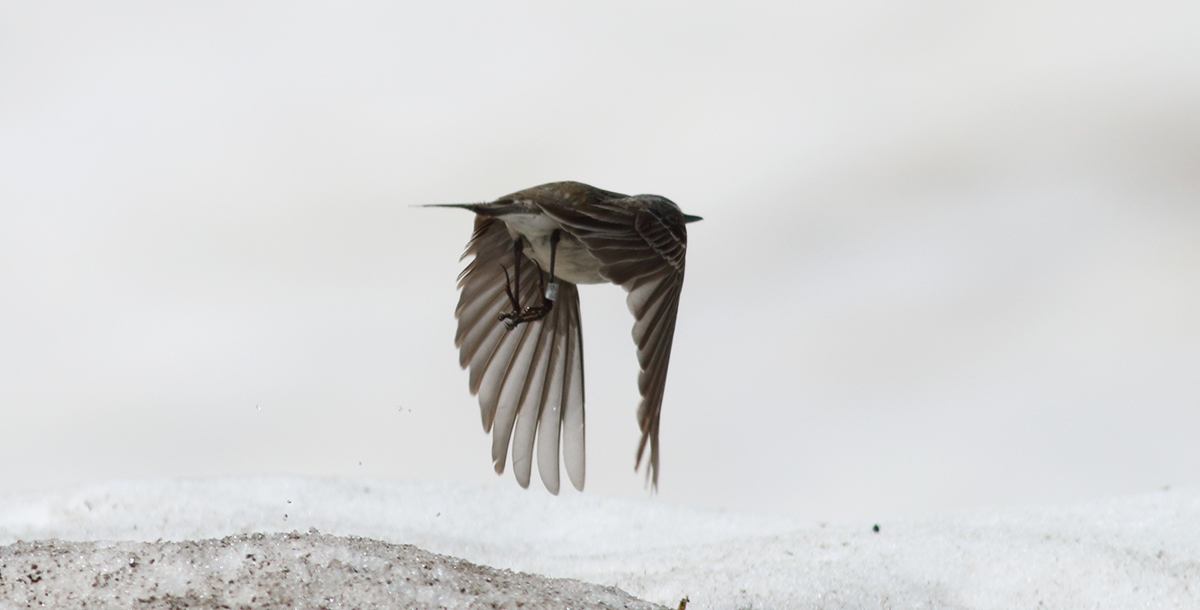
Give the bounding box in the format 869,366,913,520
498,303,554,330
498,262,555,330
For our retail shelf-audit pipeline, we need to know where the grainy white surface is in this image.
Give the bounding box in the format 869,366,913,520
0,532,662,610
2,477,1197,609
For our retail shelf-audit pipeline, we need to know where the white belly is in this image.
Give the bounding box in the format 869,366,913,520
501,214,605,285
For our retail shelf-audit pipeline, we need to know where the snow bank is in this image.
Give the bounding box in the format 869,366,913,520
2,477,1198,609
0,531,659,609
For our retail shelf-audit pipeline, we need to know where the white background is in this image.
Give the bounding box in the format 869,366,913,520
2,1,1198,521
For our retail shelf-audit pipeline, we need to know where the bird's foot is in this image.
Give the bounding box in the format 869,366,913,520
498,300,554,330
498,264,557,330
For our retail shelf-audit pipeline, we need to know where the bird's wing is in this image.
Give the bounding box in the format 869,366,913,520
454,216,585,493
538,201,687,489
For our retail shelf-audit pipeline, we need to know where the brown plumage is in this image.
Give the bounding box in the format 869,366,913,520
429,181,700,492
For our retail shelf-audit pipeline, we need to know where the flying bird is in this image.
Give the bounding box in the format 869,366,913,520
427,181,700,493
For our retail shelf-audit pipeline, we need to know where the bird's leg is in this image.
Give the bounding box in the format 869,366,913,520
502,240,524,311
545,229,560,303
514,230,559,321
498,239,527,330
497,231,560,330
499,265,519,327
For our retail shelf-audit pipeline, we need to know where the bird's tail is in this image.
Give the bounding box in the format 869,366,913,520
417,203,485,212
417,202,524,217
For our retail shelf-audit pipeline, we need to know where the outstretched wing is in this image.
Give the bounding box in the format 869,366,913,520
454,217,586,493
538,199,687,489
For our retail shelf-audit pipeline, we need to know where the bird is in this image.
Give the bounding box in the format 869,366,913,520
426,181,700,493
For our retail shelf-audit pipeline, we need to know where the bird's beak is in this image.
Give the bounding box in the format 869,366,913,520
683,214,703,223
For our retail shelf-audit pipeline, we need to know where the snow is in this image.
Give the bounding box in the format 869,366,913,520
2,477,1198,609
1,533,657,610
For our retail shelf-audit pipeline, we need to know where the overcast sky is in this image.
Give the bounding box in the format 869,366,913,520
2,1,1198,521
